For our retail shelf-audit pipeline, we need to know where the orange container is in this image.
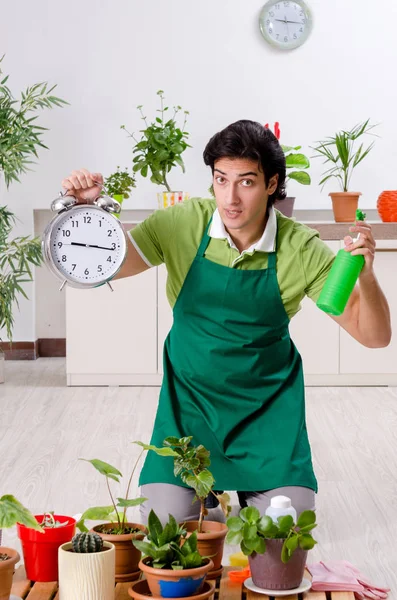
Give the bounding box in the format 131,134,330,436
377,190,397,222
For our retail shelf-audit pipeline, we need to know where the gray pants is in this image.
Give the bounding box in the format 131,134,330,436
140,484,315,525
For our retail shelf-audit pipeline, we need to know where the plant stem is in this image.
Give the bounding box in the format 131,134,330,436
198,499,205,534
122,449,144,526
106,476,121,530
162,170,171,192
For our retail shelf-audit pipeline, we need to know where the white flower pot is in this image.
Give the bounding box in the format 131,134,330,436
58,541,115,600
157,191,189,209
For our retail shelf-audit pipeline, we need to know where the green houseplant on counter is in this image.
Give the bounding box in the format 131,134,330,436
77,453,147,582
136,436,230,578
122,89,191,209
103,166,136,210
132,509,214,599
226,506,317,591
311,119,377,222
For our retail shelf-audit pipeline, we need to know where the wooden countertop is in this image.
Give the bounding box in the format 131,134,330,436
304,222,397,240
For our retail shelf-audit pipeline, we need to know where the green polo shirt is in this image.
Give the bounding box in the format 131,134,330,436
129,198,335,320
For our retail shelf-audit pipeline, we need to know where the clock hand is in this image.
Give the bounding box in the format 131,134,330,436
275,18,303,24
70,242,115,251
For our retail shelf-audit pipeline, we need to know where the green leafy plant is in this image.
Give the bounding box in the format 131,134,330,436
103,166,136,199
122,90,191,192
226,506,317,564
311,119,377,192
0,54,68,187
265,122,311,186
77,452,147,534
0,206,42,343
38,512,70,528
0,494,43,532
135,437,231,533
133,509,206,570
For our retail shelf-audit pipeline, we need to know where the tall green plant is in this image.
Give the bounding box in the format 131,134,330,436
0,207,42,342
311,119,377,192
122,90,191,192
0,55,68,187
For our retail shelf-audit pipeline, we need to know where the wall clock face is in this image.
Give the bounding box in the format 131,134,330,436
259,0,313,50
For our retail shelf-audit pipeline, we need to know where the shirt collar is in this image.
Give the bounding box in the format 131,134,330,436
208,205,277,253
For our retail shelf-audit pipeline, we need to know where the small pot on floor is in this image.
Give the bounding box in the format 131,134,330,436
139,556,213,598
58,541,115,600
92,522,146,582
182,521,227,579
0,547,20,600
128,579,215,600
248,539,307,590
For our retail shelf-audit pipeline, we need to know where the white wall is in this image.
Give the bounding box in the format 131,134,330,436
1,0,396,340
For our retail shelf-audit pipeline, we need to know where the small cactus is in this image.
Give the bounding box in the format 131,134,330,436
72,532,103,553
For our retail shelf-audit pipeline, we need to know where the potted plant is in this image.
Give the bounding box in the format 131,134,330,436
132,509,214,599
264,121,311,217
103,165,136,210
58,532,115,600
136,437,231,578
311,119,377,222
226,506,317,590
17,511,76,582
77,453,147,582
0,495,43,600
0,55,67,378
121,89,191,210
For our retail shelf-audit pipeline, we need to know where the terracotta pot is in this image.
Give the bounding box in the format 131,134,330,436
128,579,215,600
329,192,361,222
92,522,146,583
182,521,227,578
377,190,397,222
248,539,307,590
58,541,115,600
139,556,213,598
273,196,295,218
0,547,20,600
17,514,76,582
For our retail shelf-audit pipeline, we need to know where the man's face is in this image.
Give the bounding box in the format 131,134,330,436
213,157,278,232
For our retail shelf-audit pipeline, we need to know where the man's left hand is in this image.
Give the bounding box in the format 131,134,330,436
343,220,375,276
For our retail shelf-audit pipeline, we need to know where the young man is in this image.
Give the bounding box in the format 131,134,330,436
62,120,391,523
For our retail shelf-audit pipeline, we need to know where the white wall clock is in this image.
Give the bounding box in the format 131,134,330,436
259,0,313,51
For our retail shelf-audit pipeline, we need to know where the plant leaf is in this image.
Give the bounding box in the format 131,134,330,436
296,510,316,528
0,495,43,531
226,516,244,532
239,506,260,524
133,441,179,457
116,497,147,507
288,171,311,185
225,529,243,545
148,509,163,545
79,458,122,481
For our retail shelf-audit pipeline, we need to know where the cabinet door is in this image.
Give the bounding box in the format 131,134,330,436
340,242,397,374
157,265,174,375
289,241,340,375
66,269,158,381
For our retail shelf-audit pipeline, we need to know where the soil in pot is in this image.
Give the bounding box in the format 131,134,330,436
139,556,214,598
248,539,307,590
92,522,146,583
182,521,227,578
0,547,20,600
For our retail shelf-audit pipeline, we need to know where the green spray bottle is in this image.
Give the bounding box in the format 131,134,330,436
316,209,366,316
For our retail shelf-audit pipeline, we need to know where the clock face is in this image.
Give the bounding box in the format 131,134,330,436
46,205,127,287
259,0,313,50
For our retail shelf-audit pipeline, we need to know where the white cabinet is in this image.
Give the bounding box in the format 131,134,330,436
66,269,160,386
66,243,397,386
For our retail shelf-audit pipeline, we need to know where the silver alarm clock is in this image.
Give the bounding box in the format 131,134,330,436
42,189,127,291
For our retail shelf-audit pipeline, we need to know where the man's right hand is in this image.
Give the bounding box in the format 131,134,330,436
61,168,103,204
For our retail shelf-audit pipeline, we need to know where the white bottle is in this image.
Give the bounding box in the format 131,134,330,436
265,495,297,523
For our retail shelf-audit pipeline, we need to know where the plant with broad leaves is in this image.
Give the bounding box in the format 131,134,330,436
77,451,147,534
0,495,43,532
121,90,191,192
0,206,42,344
226,506,317,564
311,119,378,192
135,437,231,533
264,122,311,186
0,54,68,188
103,166,136,199
133,509,208,570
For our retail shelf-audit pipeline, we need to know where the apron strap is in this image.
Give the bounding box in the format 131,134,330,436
197,217,213,258
268,251,276,269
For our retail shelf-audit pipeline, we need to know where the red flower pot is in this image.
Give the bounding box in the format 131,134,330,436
17,514,76,582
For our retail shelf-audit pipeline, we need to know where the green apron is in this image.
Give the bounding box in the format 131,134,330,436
139,217,317,493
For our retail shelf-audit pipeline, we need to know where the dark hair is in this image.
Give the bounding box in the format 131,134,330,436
203,119,286,206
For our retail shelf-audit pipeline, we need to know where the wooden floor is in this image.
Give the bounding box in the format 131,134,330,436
1,358,396,598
